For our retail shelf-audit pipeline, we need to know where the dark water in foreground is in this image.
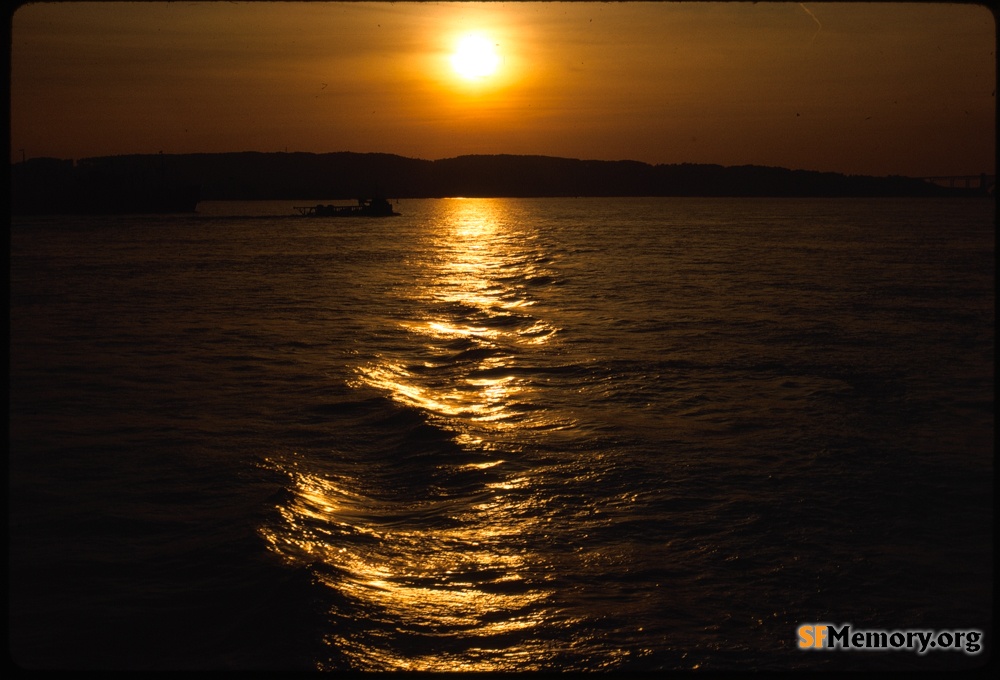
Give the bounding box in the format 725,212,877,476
9,197,994,671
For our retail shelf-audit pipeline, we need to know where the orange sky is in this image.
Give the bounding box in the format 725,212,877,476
9,1,996,177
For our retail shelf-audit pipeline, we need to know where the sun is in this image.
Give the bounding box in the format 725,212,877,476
451,33,501,80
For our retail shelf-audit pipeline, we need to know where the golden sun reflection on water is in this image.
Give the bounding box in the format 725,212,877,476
260,466,557,671
355,198,558,430
356,361,523,422
263,200,568,670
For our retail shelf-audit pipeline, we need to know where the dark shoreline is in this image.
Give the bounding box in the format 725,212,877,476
10,151,992,215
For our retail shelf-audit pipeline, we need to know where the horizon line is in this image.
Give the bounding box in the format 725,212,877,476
11,150,995,181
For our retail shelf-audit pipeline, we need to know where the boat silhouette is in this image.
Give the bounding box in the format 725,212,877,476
294,197,399,217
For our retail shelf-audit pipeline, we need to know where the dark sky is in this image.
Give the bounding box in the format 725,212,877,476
10,1,996,177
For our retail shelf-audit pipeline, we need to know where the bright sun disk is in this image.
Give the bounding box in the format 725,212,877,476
451,34,500,80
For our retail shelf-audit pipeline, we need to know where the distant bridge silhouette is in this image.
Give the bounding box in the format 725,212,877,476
919,174,995,194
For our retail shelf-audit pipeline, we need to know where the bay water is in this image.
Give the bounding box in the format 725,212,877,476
9,197,994,670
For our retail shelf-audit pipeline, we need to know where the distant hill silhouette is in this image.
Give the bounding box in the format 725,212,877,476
10,151,982,214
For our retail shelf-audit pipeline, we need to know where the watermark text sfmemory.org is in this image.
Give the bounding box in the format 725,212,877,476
798,623,983,655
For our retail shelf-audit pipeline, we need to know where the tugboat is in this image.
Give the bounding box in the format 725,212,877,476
294,196,399,217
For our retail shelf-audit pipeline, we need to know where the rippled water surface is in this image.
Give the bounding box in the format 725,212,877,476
9,197,994,670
